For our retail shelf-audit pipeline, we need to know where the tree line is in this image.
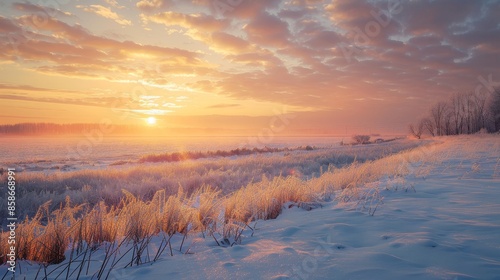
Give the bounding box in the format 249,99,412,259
0,123,145,135
409,88,500,138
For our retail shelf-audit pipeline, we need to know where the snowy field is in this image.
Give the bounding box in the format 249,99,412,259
2,135,499,280
0,136,348,172
107,135,500,280
1,137,419,220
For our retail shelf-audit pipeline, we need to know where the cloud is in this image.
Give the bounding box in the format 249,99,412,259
0,83,72,93
77,5,132,26
0,15,204,81
227,51,283,67
104,0,125,9
398,0,482,36
144,11,229,32
0,83,182,114
0,93,121,108
136,0,174,12
210,0,281,19
206,103,240,109
0,16,21,33
210,32,252,54
12,2,73,18
243,12,291,48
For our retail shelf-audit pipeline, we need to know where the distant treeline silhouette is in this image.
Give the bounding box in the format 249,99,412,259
0,123,145,135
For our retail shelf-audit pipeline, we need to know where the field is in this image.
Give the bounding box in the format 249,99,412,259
0,137,418,220
1,135,499,279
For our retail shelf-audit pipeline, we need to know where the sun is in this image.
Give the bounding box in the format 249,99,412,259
146,116,156,125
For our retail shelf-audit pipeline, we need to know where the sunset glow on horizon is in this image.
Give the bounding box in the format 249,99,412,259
0,0,499,135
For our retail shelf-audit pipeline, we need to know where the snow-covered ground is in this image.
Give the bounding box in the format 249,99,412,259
3,135,500,279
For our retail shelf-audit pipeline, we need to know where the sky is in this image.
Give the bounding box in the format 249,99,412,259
0,0,499,135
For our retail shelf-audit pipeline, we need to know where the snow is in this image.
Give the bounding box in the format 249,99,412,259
3,135,500,280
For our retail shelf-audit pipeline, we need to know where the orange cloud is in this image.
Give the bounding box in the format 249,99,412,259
1,15,205,82
77,5,132,26
144,11,229,32
210,32,252,54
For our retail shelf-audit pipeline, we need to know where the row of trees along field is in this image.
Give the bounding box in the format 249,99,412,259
409,88,500,138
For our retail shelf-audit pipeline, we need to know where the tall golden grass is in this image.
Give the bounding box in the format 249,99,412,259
1,140,423,220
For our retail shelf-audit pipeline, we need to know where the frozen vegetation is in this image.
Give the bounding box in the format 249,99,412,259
1,135,499,279
0,138,420,220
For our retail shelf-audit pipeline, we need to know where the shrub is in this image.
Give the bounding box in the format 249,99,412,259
352,135,371,144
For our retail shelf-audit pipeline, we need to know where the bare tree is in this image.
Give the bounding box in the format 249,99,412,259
421,118,435,136
430,102,448,136
489,88,500,132
450,93,465,135
464,92,476,134
408,120,424,139
443,108,454,135
473,90,487,131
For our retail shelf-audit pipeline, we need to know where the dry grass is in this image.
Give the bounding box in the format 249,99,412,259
76,201,122,248
7,198,82,265
224,175,314,222
0,139,423,220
